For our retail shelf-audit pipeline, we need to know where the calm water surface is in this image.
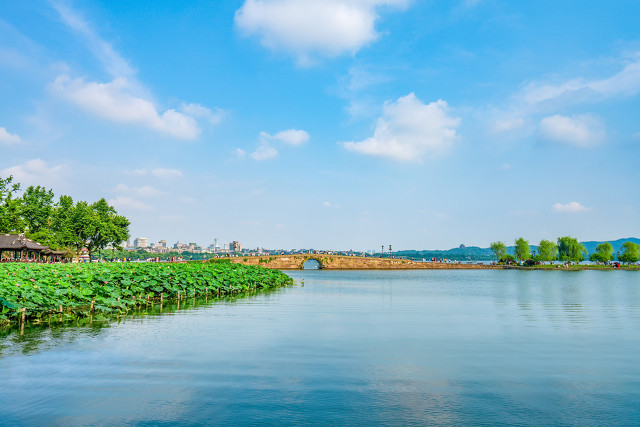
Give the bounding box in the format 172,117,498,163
1,270,639,425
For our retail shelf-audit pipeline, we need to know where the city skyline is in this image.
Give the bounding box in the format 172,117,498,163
1,1,639,251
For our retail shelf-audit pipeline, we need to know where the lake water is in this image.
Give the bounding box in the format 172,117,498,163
1,270,639,425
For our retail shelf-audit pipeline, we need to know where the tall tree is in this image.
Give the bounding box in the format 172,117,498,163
87,198,130,260
50,195,76,250
514,237,530,262
557,236,587,263
0,176,23,233
618,241,640,264
589,242,614,263
537,240,558,262
490,241,507,262
21,185,54,234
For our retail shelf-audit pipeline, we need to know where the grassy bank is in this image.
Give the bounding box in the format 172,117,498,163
0,262,294,324
504,264,640,271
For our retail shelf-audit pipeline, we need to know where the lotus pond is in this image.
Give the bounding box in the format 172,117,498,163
0,262,294,324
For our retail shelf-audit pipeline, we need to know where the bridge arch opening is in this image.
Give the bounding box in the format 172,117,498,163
302,258,323,270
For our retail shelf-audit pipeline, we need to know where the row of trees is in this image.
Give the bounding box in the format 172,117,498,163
490,237,640,264
0,176,130,261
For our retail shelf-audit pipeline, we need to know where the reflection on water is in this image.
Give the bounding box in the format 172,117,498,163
0,287,286,358
0,270,639,425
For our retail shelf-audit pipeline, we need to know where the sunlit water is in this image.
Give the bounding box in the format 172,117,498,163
1,270,639,425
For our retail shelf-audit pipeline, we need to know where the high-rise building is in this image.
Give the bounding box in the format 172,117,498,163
230,241,242,252
159,240,167,248
134,237,149,248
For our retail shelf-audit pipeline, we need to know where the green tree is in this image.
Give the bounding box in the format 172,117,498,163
50,195,76,250
618,241,640,264
0,176,23,233
514,237,530,262
589,242,614,263
537,239,558,262
21,185,54,234
490,241,507,262
557,236,587,263
88,198,130,260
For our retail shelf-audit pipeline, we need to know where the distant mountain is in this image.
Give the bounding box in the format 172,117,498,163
395,238,640,261
580,238,640,255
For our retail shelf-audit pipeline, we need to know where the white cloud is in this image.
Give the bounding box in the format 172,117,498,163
251,141,279,161
50,75,201,139
51,1,135,78
1,158,67,187
114,183,164,198
181,103,226,125
520,55,640,108
48,4,223,139
342,93,461,162
108,196,153,211
539,114,605,147
234,148,247,159
0,127,22,145
552,201,590,213
260,129,310,145
235,0,408,64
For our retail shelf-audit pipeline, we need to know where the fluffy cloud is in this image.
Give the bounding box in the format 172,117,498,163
342,93,461,161
552,201,590,213
251,141,279,161
0,127,22,145
539,114,605,147
260,129,310,145
1,159,67,186
50,75,200,139
235,0,407,64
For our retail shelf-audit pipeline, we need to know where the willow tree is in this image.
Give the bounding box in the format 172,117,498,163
618,241,640,264
537,239,558,262
490,241,507,262
557,236,587,263
589,242,614,263
514,237,530,262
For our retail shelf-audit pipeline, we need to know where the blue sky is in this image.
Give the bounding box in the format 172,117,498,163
1,0,639,251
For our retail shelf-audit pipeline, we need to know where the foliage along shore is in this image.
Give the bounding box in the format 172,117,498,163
0,262,294,325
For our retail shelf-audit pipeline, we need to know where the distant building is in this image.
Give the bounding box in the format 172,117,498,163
159,240,167,248
230,241,242,252
134,237,149,248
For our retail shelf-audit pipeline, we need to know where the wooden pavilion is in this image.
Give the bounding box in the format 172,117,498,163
0,234,66,263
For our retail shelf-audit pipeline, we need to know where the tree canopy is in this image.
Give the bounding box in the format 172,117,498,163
557,236,587,263
589,242,614,263
0,175,130,260
490,241,507,261
536,240,558,262
618,241,639,263
514,237,530,261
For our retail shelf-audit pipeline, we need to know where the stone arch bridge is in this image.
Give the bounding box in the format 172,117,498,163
230,254,498,270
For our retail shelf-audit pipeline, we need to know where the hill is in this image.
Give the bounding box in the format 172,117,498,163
395,238,640,261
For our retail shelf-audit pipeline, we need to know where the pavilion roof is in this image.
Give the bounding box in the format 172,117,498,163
0,234,50,251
